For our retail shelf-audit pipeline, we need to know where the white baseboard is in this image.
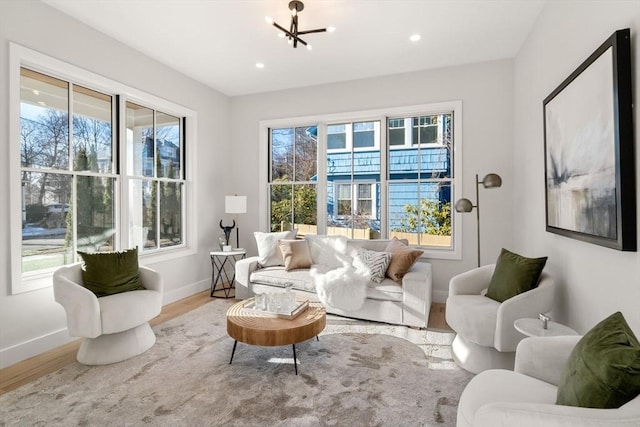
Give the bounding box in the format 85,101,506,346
0,329,77,369
0,279,212,370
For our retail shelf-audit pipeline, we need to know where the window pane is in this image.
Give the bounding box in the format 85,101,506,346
157,112,181,179
76,176,115,253
271,128,294,181
270,184,292,232
22,172,73,272
293,184,317,236
20,68,69,170
327,124,346,150
353,121,376,148
126,102,154,177
160,181,182,247
129,179,157,250
73,85,112,173
389,128,405,146
388,181,451,247
294,127,317,181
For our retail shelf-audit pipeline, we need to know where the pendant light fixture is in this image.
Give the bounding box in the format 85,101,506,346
266,1,330,50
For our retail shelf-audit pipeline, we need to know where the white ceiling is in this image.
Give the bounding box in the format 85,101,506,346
43,0,547,97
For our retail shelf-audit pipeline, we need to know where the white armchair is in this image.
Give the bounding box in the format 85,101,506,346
457,336,640,426
53,263,163,365
446,264,554,373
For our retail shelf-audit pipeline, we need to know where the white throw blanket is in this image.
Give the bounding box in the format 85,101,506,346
311,266,368,311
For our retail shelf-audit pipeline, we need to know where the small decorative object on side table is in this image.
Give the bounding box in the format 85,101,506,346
210,249,246,298
514,315,578,338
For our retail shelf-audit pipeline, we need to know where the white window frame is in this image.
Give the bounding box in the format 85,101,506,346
259,101,463,260
9,43,198,294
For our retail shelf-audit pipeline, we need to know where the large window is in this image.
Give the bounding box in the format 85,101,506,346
126,102,184,251
268,126,317,234
261,102,462,258
11,45,193,294
20,68,116,273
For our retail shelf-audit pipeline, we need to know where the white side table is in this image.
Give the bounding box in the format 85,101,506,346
514,318,578,338
210,250,246,298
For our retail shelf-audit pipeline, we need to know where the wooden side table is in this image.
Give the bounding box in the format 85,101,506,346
514,318,578,338
210,250,246,298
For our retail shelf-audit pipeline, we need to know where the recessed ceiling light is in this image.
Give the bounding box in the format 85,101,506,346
256,63,265,69
410,34,421,42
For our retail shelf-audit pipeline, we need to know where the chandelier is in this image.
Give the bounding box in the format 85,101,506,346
266,1,330,50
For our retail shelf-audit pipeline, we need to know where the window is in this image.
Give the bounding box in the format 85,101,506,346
11,44,194,294
389,118,406,146
412,115,440,145
126,102,184,251
327,124,346,150
268,126,317,234
19,68,116,274
261,101,462,260
326,120,381,239
389,113,453,247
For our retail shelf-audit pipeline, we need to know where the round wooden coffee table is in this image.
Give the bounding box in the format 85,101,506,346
226,299,326,375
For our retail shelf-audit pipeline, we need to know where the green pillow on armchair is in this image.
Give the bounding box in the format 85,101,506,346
485,248,547,302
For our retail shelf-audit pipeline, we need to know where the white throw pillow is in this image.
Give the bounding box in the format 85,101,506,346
305,235,351,269
254,230,297,267
353,248,392,283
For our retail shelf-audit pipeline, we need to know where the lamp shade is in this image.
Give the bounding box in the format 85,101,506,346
454,198,474,213
481,173,502,189
225,196,247,214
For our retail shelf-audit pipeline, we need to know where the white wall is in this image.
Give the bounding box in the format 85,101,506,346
230,60,516,302
513,0,640,333
0,1,231,367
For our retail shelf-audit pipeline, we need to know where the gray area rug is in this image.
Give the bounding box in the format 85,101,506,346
0,299,473,426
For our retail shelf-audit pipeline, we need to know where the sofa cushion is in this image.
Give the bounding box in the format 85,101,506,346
77,248,143,297
305,235,351,269
365,280,403,302
446,295,500,347
279,239,313,271
556,311,640,409
353,248,392,283
254,230,297,267
486,248,547,302
384,237,424,283
250,267,316,293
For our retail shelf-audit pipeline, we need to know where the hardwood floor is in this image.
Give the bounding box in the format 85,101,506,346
0,291,449,396
0,290,217,395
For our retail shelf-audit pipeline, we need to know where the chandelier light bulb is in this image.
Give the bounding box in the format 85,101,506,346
265,16,274,24
327,26,336,33
410,34,421,42
306,44,312,50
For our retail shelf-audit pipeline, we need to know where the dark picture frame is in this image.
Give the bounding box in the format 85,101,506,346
543,28,635,251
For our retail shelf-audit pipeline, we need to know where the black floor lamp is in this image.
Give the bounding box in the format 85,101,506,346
454,173,502,267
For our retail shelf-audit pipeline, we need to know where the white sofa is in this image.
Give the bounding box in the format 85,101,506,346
235,238,432,328
457,335,640,426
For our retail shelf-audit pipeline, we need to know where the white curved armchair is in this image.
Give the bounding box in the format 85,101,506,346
457,336,640,427
53,263,163,365
446,264,554,374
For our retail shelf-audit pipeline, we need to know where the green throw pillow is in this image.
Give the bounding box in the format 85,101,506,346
556,311,640,408
78,248,144,297
485,248,547,302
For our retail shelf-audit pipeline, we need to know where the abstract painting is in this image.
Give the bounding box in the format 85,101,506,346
543,29,635,251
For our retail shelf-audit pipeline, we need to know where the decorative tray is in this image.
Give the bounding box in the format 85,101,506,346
242,299,309,320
